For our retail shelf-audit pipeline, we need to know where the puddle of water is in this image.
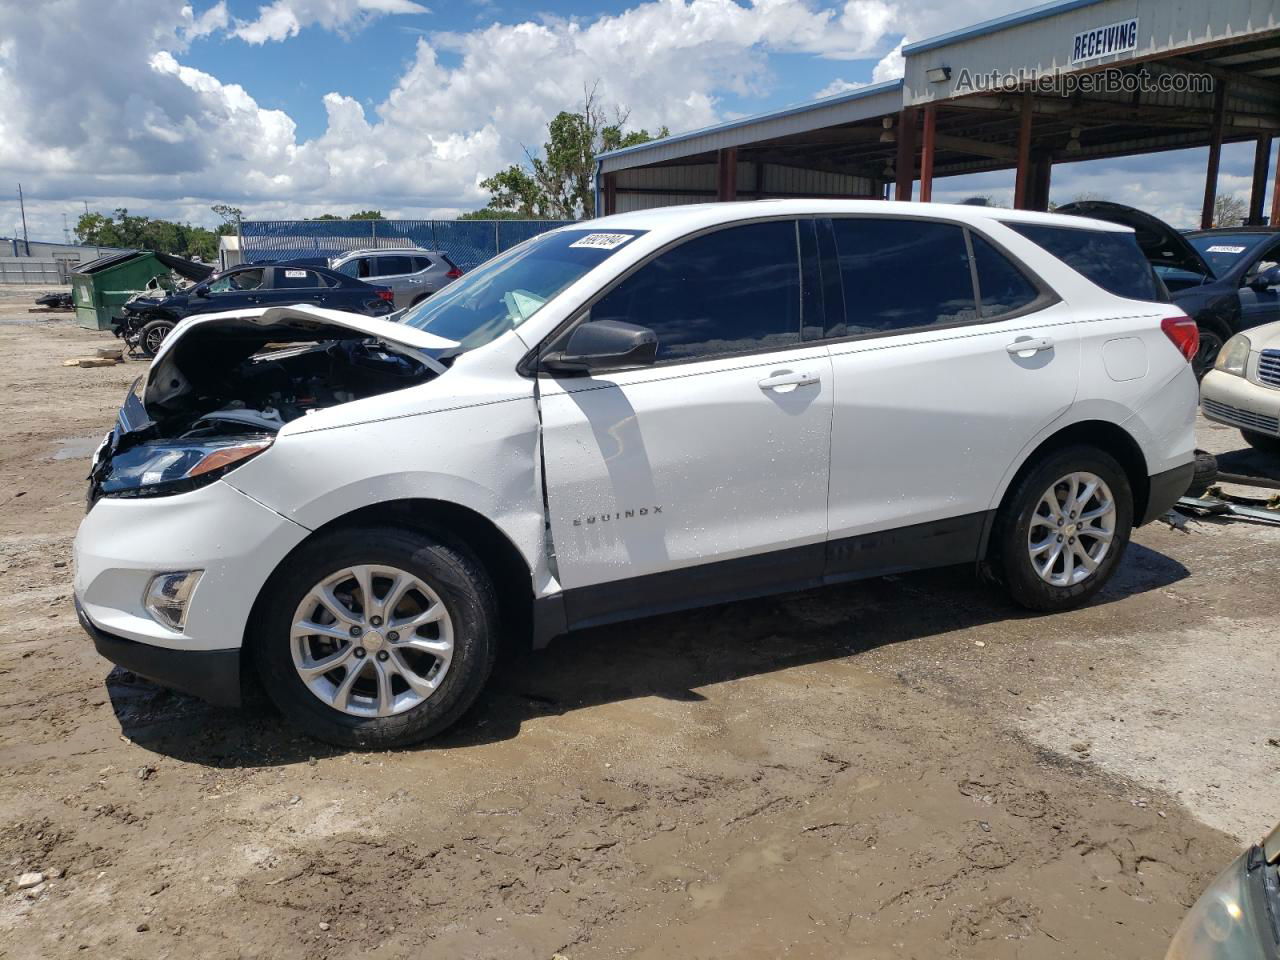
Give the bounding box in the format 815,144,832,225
50,435,101,461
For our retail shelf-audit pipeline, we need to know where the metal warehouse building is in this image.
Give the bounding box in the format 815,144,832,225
595,0,1280,228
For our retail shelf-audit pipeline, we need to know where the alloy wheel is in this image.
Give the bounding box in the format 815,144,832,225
1027,472,1117,587
290,564,454,718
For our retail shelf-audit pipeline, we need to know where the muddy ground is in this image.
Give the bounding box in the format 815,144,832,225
0,284,1277,959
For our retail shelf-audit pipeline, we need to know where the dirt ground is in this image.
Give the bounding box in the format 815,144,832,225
1,284,1277,959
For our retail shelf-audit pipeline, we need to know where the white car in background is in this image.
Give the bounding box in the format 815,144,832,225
1201,320,1280,454
74,201,1199,748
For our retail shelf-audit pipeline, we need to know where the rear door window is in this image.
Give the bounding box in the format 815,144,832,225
411,256,433,272
372,255,414,277
1008,223,1158,301
828,218,976,336
970,233,1040,318
586,220,802,362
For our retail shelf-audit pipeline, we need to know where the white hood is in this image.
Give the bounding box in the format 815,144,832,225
146,304,459,412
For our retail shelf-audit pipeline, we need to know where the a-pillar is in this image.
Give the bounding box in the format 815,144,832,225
1248,136,1273,225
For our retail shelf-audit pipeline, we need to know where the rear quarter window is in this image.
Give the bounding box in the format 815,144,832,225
1008,222,1158,301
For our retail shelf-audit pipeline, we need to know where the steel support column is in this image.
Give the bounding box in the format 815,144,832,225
1201,83,1227,229
895,107,917,201
1013,93,1033,209
603,173,617,216
716,148,738,202
919,104,937,203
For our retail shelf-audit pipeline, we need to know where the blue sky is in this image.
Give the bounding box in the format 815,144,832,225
0,0,1272,241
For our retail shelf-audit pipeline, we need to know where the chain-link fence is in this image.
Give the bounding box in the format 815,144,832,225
239,219,577,272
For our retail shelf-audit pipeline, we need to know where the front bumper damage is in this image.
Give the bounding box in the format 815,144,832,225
76,598,241,706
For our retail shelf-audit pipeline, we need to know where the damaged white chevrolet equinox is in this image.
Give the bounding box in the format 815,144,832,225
74,201,1199,748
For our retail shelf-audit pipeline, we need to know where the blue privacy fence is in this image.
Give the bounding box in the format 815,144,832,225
239,219,577,272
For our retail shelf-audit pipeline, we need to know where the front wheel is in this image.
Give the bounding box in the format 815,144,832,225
993,446,1133,612
251,527,498,749
137,318,175,358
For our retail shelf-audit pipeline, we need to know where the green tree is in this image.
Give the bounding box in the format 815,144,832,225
473,85,667,220
348,210,385,220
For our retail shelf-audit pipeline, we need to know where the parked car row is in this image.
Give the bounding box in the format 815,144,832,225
114,246,463,357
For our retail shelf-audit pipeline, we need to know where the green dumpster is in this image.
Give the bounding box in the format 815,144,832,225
71,251,166,331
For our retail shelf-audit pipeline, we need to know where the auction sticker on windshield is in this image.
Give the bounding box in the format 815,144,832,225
1207,245,1248,254
284,269,309,278
569,233,636,250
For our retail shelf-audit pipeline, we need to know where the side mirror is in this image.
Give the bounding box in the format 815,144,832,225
1249,266,1280,292
541,320,658,374
192,283,210,298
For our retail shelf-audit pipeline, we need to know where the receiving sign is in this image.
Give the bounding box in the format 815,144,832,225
1071,18,1139,64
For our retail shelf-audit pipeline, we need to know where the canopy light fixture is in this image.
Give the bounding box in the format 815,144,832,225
926,66,952,83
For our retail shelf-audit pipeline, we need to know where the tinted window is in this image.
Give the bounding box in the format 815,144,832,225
412,256,433,272
971,233,1039,318
1010,223,1157,301
334,259,362,278
587,221,801,362
372,255,414,277
830,218,975,335
209,268,265,293
274,268,327,289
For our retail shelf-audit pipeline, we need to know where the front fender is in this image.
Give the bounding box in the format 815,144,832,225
221,399,552,592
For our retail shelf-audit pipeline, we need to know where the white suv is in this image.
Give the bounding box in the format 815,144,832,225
74,201,1199,748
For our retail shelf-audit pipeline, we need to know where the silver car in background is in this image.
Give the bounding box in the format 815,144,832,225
329,247,463,309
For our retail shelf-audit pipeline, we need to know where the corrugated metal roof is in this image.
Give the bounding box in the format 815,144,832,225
597,79,904,174
902,0,1109,56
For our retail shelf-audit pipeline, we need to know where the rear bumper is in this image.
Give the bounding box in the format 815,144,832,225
1142,461,1196,525
76,598,241,707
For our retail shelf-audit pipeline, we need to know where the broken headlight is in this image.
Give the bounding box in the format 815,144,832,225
100,437,273,499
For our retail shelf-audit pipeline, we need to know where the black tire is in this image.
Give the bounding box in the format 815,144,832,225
251,526,498,749
137,318,175,358
409,294,429,308
1185,449,1218,498
1191,318,1230,380
1242,430,1280,456
992,445,1133,612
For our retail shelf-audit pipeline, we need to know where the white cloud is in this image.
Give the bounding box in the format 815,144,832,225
871,36,904,81
1,0,1263,244
232,0,430,44
815,78,866,98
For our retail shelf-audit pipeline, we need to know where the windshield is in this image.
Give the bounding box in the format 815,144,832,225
1187,233,1271,276
399,229,645,353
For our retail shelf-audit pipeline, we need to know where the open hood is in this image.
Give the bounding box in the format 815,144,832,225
147,304,457,411
1056,201,1215,279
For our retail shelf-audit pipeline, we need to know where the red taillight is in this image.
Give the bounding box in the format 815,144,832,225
1160,313,1199,363
445,267,463,279
377,289,394,302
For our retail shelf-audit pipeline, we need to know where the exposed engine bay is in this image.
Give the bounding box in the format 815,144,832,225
88,306,454,504
171,339,432,440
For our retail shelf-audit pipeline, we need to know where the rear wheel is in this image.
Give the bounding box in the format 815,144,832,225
138,318,175,357
252,527,498,749
1242,430,1280,455
993,446,1133,612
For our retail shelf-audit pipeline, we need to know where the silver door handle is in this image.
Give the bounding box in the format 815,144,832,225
758,371,819,392
407,278,422,284
1006,337,1055,355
